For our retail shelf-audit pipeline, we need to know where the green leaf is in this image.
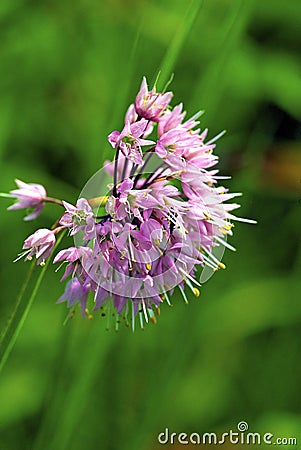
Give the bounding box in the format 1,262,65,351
156,0,203,90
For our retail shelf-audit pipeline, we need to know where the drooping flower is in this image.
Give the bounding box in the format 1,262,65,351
53,246,93,280
20,228,56,265
57,277,90,318
7,179,47,221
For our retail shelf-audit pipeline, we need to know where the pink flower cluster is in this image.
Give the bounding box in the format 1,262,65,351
3,77,255,330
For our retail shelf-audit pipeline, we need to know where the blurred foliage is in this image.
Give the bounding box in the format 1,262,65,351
0,0,301,449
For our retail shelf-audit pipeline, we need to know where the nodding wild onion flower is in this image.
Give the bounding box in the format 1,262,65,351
6,179,47,221
2,76,256,330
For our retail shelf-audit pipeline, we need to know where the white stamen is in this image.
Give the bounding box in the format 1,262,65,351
179,285,189,304
13,249,31,263
215,235,236,251
179,267,202,287
55,261,67,273
139,311,144,330
141,300,149,323
227,213,257,224
105,299,112,331
131,302,135,332
189,110,205,122
184,277,195,293
0,193,14,198
163,290,172,306
94,284,100,303
203,248,223,266
202,254,218,270
127,237,136,265
206,130,226,145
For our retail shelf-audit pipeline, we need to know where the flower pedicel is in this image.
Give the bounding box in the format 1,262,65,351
2,77,255,330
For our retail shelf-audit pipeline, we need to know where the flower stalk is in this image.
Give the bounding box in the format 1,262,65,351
0,231,66,373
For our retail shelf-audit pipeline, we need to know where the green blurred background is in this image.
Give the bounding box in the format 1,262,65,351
1,0,301,448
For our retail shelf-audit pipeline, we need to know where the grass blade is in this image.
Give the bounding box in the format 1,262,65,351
156,0,203,90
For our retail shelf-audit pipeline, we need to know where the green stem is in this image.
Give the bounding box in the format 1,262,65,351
33,322,117,450
44,196,64,206
0,231,65,374
0,261,36,350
